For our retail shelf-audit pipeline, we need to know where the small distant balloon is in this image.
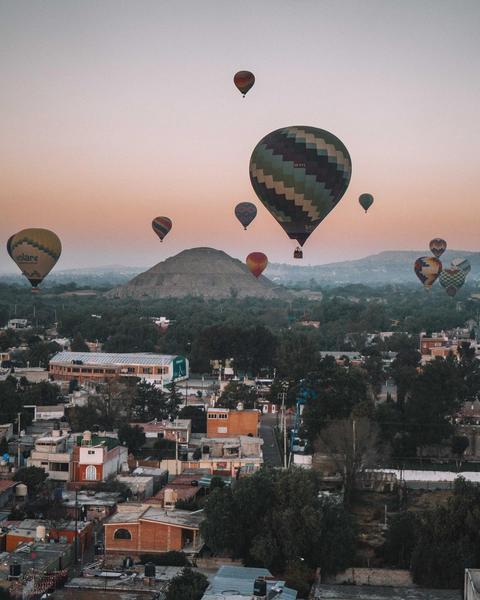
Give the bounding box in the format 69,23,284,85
414,256,442,290
429,238,447,258
439,267,466,297
450,257,471,275
246,252,268,278
152,217,172,242
359,193,374,213
235,202,257,230
8,228,62,292
234,71,255,96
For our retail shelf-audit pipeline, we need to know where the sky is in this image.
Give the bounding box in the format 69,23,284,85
1,0,479,271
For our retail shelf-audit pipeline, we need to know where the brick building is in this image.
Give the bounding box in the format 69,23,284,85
104,504,203,556
207,407,260,438
71,432,128,484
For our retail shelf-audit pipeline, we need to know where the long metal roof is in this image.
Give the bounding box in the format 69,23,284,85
50,351,181,367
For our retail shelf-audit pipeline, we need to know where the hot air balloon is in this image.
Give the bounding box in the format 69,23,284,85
234,71,255,96
246,252,268,278
235,202,257,230
439,267,466,297
450,257,471,275
429,238,447,258
359,193,374,213
8,228,62,292
6,235,13,258
249,126,352,259
414,256,442,290
152,217,172,242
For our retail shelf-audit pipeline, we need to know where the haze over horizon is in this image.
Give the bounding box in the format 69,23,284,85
1,0,479,271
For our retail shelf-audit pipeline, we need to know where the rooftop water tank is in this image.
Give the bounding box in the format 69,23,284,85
36,525,46,541
15,483,27,497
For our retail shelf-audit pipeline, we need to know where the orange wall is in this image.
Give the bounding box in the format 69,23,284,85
207,410,259,438
105,520,188,554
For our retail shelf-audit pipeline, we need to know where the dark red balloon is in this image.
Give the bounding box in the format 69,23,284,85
234,71,255,96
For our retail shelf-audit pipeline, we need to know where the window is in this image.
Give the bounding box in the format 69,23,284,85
85,465,97,481
88,450,95,455
208,414,217,419
218,414,228,420
114,528,132,540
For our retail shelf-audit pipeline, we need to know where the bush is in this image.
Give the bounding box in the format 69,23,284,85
139,551,190,567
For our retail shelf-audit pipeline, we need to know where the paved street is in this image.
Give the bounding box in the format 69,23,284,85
259,412,282,467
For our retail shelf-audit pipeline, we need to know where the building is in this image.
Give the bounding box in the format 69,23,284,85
146,471,206,508
27,429,72,482
71,432,128,484
49,351,189,388
115,475,154,500
31,404,66,421
466,569,480,600
202,565,297,600
0,481,18,509
207,407,260,438
134,419,191,443
5,319,29,330
5,519,93,555
104,504,203,556
62,490,121,521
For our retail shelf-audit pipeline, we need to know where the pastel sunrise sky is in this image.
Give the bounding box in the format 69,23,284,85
1,0,479,270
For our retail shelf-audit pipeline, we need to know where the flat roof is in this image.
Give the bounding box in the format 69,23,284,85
50,351,182,367
206,565,297,599
314,584,459,600
106,505,203,529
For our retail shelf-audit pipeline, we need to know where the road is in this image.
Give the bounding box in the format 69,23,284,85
259,412,282,467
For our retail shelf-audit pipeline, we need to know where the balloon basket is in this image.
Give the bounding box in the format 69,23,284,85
294,248,303,259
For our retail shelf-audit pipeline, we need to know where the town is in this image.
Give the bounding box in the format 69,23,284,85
0,279,479,599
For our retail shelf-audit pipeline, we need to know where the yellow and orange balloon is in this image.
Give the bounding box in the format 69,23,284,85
7,228,62,292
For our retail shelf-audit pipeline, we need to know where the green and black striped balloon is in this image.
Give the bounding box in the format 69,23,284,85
249,126,352,247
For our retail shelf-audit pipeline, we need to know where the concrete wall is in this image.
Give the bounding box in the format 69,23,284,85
324,568,413,587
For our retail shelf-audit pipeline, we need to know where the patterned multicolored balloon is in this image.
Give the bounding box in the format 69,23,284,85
8,228,62,291
235,202,257,230
450,257,471,275
234,71,255,96
414,256,442,289
246,252,268,278
429,238,447,258
249,126,352,253
152,217,172,242
359,193,374,213
439,267,466,297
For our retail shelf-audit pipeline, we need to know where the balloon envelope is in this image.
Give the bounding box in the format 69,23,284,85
246,252,268,278
152,217,172,242
439,268,466,297
359,193,374,212
249,126,352,247
235,202,257,230
450,257,471,275
429,238,447,258
234,71,255,96
8,228,62,289
414,256,442,289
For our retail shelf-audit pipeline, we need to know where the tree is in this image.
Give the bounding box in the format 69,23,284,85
14,466,48,497
451,435,469,468
217,382,257,409
284,560,315,599
379,512,419,568
118,424,146,454
178,406,206,434
314,418,379,506
70,332,90,352
166,381,183,419
166,567,208,600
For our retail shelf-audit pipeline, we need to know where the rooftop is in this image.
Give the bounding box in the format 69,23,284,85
76,434,119,451
0,480,17,493
106,504,203,529
50,351,181,367
204,565,297,599
313,584,460,600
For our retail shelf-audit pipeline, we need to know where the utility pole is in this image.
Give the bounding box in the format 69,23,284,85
17,412,21,468
74,488,78,564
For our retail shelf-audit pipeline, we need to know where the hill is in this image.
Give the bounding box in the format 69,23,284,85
106,247,291,300
266,250,480,286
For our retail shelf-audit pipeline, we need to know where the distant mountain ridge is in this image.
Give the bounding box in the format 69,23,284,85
265,250,480,286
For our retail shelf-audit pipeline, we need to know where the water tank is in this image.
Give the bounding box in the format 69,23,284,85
36,525,46,541
15,484,27,497
83,430,92,443
164,488,176,505
253,577,267,597
144,563,156,578
237,402,244,411
9,564,21,578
